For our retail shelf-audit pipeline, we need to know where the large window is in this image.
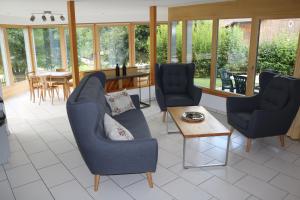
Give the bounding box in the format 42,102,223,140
99,26,129,69
33,28,61,71
65,27,95,71
157,24,168,64
216,19,252,94
255,19,300,90
135,25,150,70
170,21,182,63
7,28,28,82
187,20,213,88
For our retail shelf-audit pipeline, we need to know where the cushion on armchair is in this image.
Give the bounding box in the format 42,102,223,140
162,64,188,94
259,77,289,111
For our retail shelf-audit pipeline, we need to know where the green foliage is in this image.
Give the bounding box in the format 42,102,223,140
135,25,150,65
217,25,249,73
192,21,213,78
33,28,61,71
7,28,27,81
156,24,168,64
77,27,94,69
176,22,182,63
100,26,129,68
257,33,298,75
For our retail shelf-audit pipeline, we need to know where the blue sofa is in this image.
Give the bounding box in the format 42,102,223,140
66,72,158,191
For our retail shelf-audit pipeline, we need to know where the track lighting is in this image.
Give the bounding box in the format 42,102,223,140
29,11,65,22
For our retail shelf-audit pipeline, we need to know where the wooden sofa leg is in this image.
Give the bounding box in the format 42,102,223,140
279,135,285,147
163,111,167,123
245,138,252,152
94,175,100,192
146,172,153,188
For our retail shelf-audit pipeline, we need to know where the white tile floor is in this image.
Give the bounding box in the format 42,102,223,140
1,92,300,200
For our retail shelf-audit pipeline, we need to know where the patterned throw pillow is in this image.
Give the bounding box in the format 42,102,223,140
105,89,136,116
104,114,134,140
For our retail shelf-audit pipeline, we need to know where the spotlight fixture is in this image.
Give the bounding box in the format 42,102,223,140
30,15,35,22
50,15,55,22
42,15,47,21
29,11,65,22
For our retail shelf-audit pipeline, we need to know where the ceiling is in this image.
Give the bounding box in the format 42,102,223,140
0,0,229,25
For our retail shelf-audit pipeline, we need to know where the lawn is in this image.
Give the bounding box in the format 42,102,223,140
194,77,222,89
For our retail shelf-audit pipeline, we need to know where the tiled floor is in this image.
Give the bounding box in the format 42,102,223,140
1,92,300,200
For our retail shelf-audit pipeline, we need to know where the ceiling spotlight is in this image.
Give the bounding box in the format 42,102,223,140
60,15,65,21
50,15,55,22
42,15,47,21
30,15,35,22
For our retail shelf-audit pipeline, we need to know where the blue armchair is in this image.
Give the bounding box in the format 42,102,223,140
227,71,300,152
155,63,202,121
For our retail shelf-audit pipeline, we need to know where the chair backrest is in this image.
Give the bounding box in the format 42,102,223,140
155,63,195,94
233,75,247,94
56,68,66,72
258,71,278,93
219,68,233,87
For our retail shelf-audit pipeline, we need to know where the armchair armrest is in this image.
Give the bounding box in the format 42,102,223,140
130,95,140,109
227,95,260,113
89,138,158,175
189,85,202,105
155,85,166,111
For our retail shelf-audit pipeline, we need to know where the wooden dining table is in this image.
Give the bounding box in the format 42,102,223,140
30,71,72,101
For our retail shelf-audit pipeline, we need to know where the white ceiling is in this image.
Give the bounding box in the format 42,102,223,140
0,0,229,25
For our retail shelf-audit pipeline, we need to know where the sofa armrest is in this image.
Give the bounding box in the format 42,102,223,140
227,95,260,113
155,85,166,111
89,138,158,175
189,85,202,105
130,95,140,109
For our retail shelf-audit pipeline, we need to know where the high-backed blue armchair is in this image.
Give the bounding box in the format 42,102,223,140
155,63,202,121
227,71,300,152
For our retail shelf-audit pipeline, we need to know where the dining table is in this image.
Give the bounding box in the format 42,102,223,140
30,71,73,101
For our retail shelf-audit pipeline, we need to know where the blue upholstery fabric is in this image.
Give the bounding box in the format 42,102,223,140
227,71,300,139
165,94,194,107
260,76,289,111
162,64,188,94
155,63,202,111
67,72,158,175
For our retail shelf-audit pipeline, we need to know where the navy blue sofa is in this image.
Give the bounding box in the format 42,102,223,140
155,63,202,121
227,71,300,152
66,72,158,191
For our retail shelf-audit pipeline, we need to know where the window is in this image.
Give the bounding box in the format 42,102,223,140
255,19,300,91
157,24,168,64
187,20,213,88
64,27,95,71
99,26,129,69
216,18,252,94
170,21,182,63
7,28,28,82
135,24,150,70
33,28,62,71
0,40,5,86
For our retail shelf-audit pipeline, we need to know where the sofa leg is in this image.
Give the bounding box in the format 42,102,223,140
94,175,100,192
279,135,285,147
146,172,153,188
163,111,167,123
245,138,252,152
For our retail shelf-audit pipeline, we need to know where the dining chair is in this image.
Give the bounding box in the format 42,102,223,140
233,75,247,94
26,72,42,103
56,68,73,99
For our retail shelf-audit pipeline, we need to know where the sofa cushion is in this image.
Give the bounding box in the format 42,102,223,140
229,112,252,130
165,94,194,107
105,89,136,116
260,77,289,111
104,114,134,140
113,109,151,139
162,64,188,94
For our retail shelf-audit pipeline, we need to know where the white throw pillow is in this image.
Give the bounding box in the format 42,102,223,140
105,89,136,116
104,114,134,141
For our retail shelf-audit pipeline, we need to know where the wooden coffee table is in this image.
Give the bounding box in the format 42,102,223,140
167,106,232,169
